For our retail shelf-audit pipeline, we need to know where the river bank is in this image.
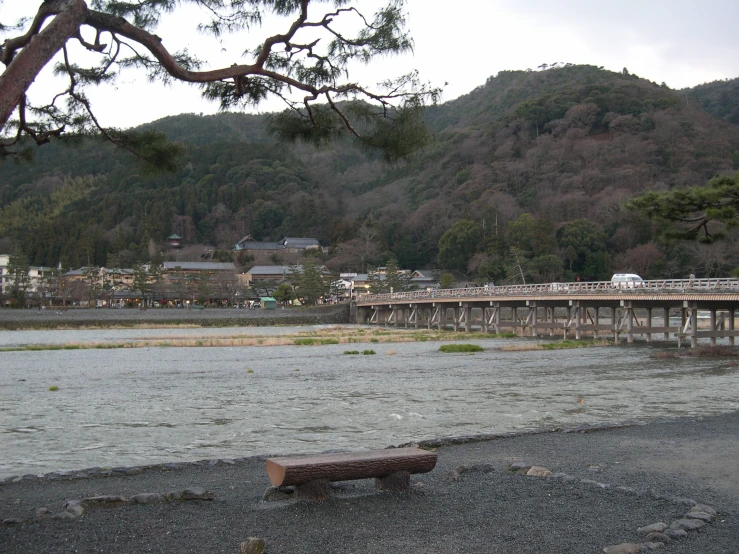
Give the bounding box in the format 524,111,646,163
0,304,350,330
1,411,737,553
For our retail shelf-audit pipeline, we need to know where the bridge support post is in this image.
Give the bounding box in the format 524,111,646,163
682,301,698,348
462,303,471,333
625,301,634,343
525,301,537,337
710,308,717,346
593,307,600,339
664,308,670,341
646,308,652,343
730,309,736,347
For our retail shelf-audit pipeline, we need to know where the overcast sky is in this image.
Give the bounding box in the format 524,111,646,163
3,0,739,129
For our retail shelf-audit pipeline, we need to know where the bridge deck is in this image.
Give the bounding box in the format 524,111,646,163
355,279,739,348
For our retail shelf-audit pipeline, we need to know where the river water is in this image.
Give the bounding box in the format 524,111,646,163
1,326,738,478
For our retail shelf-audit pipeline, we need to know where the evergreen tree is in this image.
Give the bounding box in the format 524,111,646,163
290,263,326,306
7,249,30,307
1,1,438,163
383,258,414,293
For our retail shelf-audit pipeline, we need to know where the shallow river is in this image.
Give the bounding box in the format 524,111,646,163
1,326,738,478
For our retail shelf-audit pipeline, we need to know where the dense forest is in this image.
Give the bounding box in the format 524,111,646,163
2,64,739,283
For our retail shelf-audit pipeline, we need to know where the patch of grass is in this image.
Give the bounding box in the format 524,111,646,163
294,338,340,346
439,344,484,353
48,385,59,391
247,368,254,373
362,349,376,355
343,350,360,355
500,343,544,352
370,338,379,343
685,345,739,357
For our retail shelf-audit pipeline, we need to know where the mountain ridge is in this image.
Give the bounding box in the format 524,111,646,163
2,64,739,281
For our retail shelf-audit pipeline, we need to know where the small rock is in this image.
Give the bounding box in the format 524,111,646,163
689,504,717,516
181,488,215,501
1,518,23,525
588,464,602,472
164,490,184,501
637,522,668,534
644,532,671,543
508,462,530,472
238,537,266,554
671,497,697,507
51,511,78,521
670,518,706,531
664,528,688,540
63,501,84,517
262,486,294,502
685,511,714,523
130,493,166,505
602,543,640,554
35,507,51,517
526,466,552,477
640,542,664,550
81,495,127,505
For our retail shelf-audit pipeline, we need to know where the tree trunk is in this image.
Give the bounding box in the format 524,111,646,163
0,0,87,130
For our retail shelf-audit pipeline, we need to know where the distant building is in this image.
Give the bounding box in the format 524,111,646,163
0,254,9,296
233,235,321,253
162,261,237,275
244,264,329,284
166,233,183,249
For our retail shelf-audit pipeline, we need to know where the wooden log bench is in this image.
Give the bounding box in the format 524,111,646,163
265,447,437,501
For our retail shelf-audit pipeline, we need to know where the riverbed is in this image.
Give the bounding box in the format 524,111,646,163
1,326,738,478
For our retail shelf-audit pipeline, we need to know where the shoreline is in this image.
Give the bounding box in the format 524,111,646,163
0,304,351,330
2,411,738,553
1,417,648,485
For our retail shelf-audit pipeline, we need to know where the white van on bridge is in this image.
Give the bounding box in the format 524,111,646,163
610,273,643,288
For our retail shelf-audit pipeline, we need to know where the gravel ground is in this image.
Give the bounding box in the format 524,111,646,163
1,412,737,553
0,305,349,329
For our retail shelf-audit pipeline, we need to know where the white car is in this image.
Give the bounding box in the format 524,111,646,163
549,282,569,291
611,273,643,288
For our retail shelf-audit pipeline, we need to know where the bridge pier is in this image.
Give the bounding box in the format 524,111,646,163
730,309,736,347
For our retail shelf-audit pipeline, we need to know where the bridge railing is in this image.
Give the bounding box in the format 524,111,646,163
356,278,739,304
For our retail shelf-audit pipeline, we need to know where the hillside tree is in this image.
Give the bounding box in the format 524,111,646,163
627,173,739,243
0,0,439,163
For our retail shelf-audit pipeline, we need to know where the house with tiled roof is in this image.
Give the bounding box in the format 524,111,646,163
233,235,321,253
244,264,329,284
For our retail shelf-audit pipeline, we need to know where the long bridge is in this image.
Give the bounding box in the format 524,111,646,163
354,278,739,348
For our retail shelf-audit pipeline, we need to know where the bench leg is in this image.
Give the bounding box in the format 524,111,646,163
295,478,332,501
375,470,411,492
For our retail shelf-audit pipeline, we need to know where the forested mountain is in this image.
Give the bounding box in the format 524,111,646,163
2,64,739,282
686,77,739,126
